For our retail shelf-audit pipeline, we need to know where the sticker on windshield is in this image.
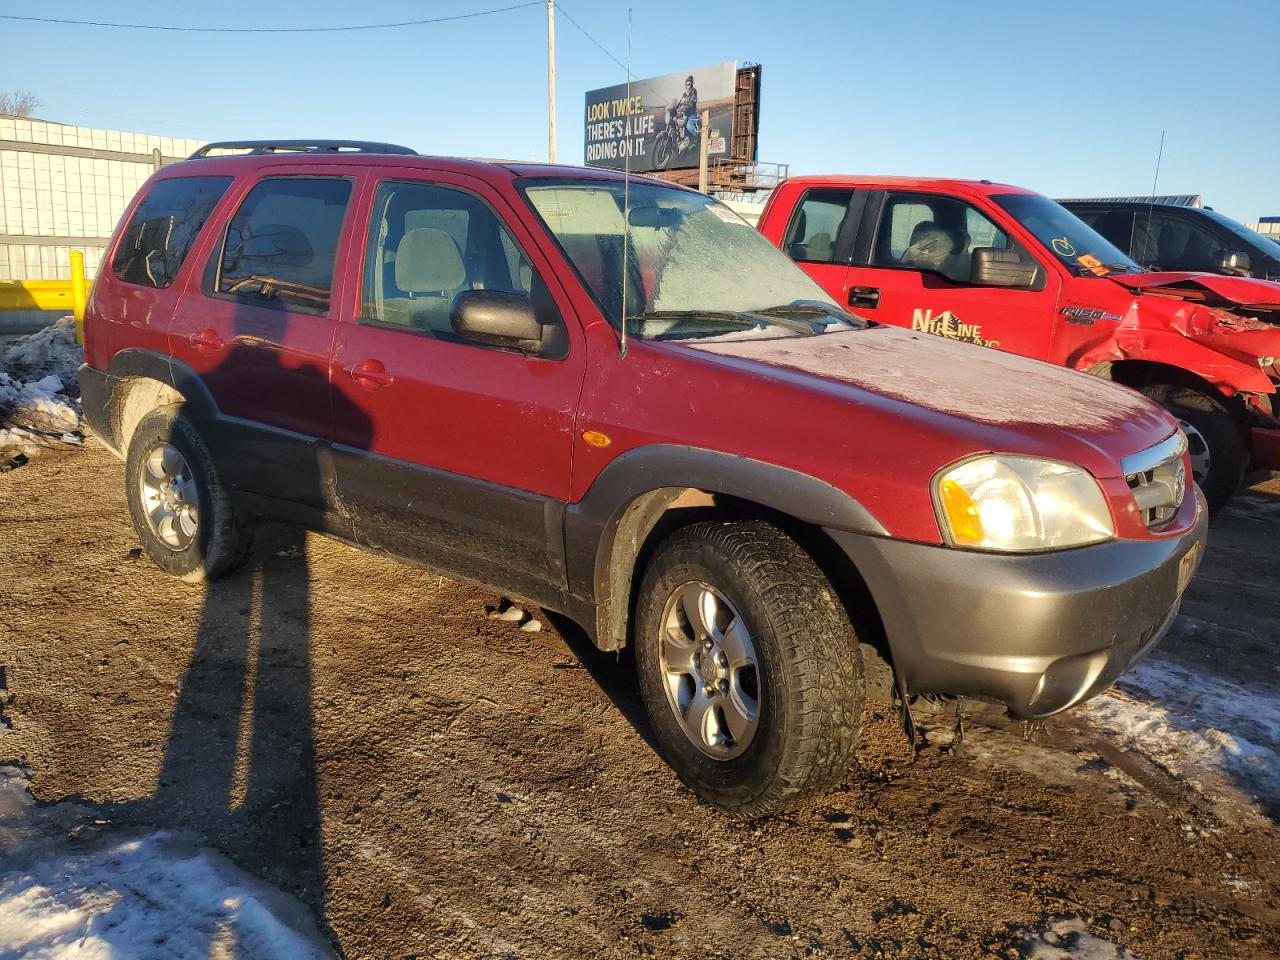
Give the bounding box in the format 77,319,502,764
1075,253,1111,277
1051,237,1076,258
911,308,1000,348
706,204,751,226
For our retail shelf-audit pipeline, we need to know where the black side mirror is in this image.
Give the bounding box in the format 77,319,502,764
1218,250,1252,277
970,247,1037,288
451,289,566,358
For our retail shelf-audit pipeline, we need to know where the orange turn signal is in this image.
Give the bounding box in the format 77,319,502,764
582,430,612,448
939,478,984,546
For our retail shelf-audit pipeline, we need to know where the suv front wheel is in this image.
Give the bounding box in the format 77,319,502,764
634,520,865,816
125,404,249,583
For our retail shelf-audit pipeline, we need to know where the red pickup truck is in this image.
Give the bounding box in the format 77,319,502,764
758,176,1280,509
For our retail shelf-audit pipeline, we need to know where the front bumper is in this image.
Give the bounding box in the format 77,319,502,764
828,488,1208,719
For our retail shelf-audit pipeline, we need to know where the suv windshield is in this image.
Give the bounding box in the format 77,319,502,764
522,178,860,341
993,193,1141,277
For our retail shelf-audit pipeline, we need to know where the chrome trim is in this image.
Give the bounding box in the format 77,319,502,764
1120,431,1187,477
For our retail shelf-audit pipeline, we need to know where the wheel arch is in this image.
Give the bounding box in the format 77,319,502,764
101,350,220,454
566,446,891,668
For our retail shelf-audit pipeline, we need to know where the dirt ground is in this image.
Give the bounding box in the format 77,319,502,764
2,443,1278,959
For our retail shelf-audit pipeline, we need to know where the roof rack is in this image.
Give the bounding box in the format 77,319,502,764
188,140,417,159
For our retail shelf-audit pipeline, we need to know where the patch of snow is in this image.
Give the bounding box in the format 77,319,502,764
1017,917,1137,959
1078,656,1280,809
1,318,83,387
0,767,332,959
688,325,1160,431
0,318,84,461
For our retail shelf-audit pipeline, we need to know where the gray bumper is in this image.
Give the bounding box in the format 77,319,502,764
828,490,1208,719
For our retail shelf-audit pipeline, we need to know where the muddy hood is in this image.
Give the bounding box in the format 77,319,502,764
685,326,1176,475
1107,271,1280,311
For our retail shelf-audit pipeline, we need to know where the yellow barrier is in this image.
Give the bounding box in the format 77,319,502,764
70,251,88,344
0,252,92,343
0,278,74,312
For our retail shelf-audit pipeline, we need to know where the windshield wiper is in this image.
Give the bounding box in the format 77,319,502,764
631,309,756,324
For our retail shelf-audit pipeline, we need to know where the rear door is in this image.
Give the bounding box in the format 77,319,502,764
844,191,1059,361
329,169,586,602
169,169,358,510
776,188,865,308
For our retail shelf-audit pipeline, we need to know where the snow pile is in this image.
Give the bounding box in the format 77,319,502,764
1079,656,1280,810
0,768,333,959
0,318,84,462
1017,917,1137,959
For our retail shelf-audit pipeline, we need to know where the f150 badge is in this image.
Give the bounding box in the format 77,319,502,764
911,308,999,348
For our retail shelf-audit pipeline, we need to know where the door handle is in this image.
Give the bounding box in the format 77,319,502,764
848,287,880,309
187,328,227,351
346,359,394,389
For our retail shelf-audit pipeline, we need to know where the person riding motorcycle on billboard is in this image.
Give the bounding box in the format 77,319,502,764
664,75,699,152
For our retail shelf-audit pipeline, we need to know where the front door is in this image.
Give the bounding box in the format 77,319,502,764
846,191,1058,361
329,171,586,602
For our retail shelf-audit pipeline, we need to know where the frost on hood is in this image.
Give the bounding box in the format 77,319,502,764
0,318,84,463
689,326,1158,430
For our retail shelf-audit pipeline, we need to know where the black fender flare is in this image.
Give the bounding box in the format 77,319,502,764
564,444,887,650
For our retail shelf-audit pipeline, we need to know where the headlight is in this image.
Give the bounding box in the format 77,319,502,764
933,455,1114,552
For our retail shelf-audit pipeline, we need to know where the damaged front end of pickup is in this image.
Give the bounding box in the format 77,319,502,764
1076,278,1280,474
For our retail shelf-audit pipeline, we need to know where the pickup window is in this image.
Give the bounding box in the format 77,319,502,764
782,189,855,264
871,193,1014,284
992,193,1138,277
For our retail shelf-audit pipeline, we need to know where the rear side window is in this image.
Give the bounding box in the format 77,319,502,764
215,177,352,315
111,176,232,288
783,189,854,264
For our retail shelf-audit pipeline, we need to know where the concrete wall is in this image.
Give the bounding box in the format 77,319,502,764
0,116,205,281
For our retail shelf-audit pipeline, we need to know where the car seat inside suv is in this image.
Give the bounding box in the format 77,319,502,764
382,227,467,332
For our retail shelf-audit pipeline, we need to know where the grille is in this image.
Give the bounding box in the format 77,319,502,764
1122,432,1188,528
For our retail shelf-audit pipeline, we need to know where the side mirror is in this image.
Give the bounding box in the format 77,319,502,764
1218,250,1252,277
450,289,566,358
970,247,1037,288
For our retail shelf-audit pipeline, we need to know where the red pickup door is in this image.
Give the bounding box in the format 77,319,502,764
758,175,1280,510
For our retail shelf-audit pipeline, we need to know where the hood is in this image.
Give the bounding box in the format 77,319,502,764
1107,271,1280,311
684,326,1176,476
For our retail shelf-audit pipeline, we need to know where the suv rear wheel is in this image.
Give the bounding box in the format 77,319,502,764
634,520,865,816
125,404,250,582
1140,383,1246,512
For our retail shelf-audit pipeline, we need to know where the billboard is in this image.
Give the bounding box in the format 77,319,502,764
584,61,737,174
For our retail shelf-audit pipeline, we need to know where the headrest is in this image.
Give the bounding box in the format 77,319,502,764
395,228,466,293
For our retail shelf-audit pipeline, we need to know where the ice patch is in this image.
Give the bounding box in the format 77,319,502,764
1017,916,1137,959
0,768,332,959
0,318,84,461
1078,656,1280,809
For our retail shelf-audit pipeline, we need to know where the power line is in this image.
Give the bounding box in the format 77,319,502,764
555,3,629,75
0,2,541,34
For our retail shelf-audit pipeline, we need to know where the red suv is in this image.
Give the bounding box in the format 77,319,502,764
81,142,1206,815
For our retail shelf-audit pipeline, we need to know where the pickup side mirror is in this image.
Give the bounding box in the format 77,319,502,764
451,288,567,358
970,247,1038,288
1218,250,1252,277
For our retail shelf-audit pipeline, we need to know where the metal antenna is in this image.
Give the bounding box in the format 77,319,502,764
1141,130,1165,267
619,7,632,358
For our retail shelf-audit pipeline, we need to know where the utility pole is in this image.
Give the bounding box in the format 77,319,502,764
547,0,557,164
697,109,710,193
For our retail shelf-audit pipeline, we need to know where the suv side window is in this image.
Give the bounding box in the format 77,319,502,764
361,180,534,335
872,193,1013,283
111,176,232,288
1134,210,1225,271
782,189,854,264
214,177,352,315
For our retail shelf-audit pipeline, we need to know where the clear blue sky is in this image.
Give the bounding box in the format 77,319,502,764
2,0,1276,221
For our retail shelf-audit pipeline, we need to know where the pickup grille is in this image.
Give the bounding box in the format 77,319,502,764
1122,432,1188,528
